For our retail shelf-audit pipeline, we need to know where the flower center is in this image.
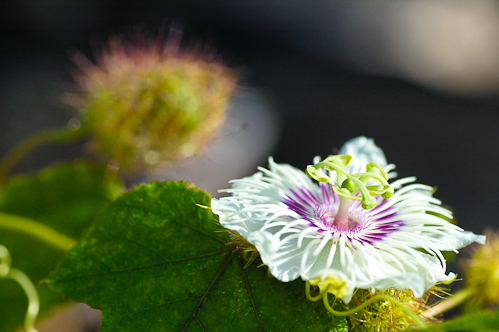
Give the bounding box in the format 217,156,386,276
314,195,359,231
318,209,358,231
305,154,396,233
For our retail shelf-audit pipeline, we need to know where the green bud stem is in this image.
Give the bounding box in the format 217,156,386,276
0,212,77,252
0,126,88,186
1,245,40,332
6,268,40,332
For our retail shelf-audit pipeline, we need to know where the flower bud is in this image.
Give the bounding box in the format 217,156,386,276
70,29,236,171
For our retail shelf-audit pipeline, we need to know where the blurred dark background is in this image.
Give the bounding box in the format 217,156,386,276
1,0,498,236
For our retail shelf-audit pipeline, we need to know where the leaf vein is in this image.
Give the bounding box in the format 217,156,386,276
239,256,265,331
181,251,237,332
53,247,232,282
240,257,286,332
113,234,168,261
194,316,206,332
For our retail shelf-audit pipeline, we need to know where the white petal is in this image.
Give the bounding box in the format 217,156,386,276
428,230,486,251
248,230,302,281
339,136,388,171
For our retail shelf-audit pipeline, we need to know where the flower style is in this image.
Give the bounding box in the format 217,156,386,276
211,137,485,303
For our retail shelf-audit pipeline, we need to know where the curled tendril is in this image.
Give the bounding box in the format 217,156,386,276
306,155,394,209
305,281,427,329
0,245,40,332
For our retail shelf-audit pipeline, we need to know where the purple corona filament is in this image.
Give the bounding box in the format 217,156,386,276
283,184,403,246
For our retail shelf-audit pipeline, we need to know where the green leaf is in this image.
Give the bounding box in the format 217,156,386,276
412,311,499,332
0,161,123,332
48,181,347,331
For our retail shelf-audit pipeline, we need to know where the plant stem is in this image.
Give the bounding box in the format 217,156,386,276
7,268,40,332
1,245,40,332
421,287,476,319
0,212,77,252
305,281,328,302
323,293,428,329
0,126,87,186
305,281,427,329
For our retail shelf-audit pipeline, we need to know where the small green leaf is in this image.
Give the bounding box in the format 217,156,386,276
0,161,123,332
48,181,347,331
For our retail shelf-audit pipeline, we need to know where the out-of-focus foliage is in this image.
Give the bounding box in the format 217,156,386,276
463,230,499,311
0,161,123,332
412,310,499,332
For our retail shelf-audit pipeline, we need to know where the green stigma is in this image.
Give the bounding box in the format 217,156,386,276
306,154,394,210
